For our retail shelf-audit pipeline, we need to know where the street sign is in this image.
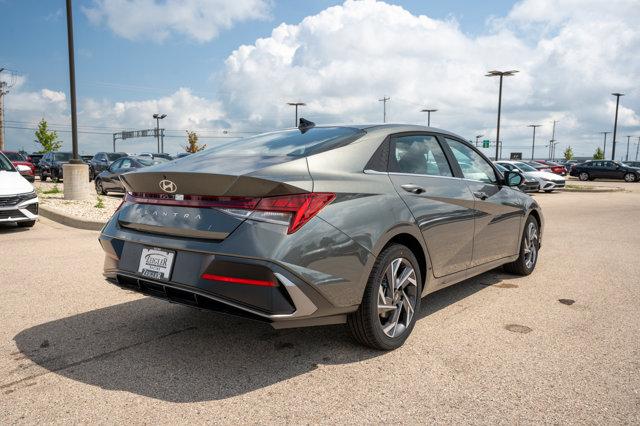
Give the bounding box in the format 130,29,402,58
115,128,158,140
510,152,523,160
482,140,490,148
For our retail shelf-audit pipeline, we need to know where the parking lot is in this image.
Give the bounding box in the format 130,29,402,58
1,184,639,424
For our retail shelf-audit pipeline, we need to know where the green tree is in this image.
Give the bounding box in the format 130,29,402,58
184,130,206,153
563,146,574,160
34,118,62,153
593,147,605,160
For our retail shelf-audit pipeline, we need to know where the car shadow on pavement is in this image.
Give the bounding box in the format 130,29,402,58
0,223,31,234
11,272,502,402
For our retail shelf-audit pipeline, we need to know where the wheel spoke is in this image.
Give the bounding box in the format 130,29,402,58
402,291,414,322
396,267,415,290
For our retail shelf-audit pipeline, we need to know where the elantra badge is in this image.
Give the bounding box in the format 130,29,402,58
159,179,177,193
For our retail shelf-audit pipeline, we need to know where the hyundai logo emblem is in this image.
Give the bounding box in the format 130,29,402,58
159,179,177,193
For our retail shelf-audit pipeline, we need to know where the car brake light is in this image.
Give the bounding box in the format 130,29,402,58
126,192,336,234
200,273,276,287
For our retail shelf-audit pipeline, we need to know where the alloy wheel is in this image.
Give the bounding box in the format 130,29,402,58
624,173,635,182
523,221,539,269
579,172,589,181
377,258,418,338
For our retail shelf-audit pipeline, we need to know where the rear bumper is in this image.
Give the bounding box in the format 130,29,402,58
98,212,372,328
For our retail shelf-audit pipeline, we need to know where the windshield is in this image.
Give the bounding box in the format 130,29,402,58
3,152,25,161
203,127,365,157
107,153,126,161
137,157,169,166
515,162,538,172
0,153,16,171
53,152,73,161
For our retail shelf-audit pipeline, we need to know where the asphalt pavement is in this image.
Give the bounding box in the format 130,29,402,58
1,183,639,424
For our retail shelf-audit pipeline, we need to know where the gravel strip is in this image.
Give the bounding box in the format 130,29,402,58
35,180,121,223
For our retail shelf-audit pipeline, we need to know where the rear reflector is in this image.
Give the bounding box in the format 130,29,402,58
126,192,335,234
201,273,276,287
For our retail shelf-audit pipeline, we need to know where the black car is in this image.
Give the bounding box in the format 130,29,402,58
28,154,44,175
95,156,168,195
570,160,640,182
39,151,72,182
624,161,640,168
89,152,128,180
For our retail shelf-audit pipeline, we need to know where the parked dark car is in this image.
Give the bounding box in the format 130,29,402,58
139,152,174,161
89,152,128,180
0,151,36,182
95,156,169,195
175,152,191,159
81,154,94,163
39,151,73,182
570,160,640,182
28,153,44,175
533,160,566,175
98,123,544,350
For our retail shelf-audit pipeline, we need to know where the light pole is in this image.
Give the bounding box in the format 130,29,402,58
611,92,624,161
527,124,541,160
420,108,437,127
286,102,305,127
475,134,483,147
600,131,610,158
153,113,166,153
636,136,640,161
486,70,518,160
378,97,390,123
626,135,632,161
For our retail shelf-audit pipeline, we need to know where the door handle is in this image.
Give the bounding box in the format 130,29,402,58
401,184,426,194
473,191,488,200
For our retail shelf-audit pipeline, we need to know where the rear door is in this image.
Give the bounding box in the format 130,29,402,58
443,138,524,266
387,133,476,277
102,159,123,190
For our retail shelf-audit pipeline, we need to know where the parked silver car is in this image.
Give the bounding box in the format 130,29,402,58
99,123,543,350
496,160,565,192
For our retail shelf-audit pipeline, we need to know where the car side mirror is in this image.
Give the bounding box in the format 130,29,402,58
504,170,523,187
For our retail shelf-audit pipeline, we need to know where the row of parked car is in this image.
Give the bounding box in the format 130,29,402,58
0,150,192,184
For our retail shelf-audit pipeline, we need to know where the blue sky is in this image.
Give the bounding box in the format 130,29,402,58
1,0,639,157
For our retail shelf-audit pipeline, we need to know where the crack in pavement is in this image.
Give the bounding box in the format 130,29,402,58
1,326,197,392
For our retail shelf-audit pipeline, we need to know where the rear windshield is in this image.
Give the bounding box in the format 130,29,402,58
137,157,169,166
514,162,537,172
0,153,15,171
204,127,365,157
54,153,73,161
3,152,25,161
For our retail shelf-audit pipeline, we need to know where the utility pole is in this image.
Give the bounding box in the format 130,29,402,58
549,120,558,160
626,135,631,161
486,70,518,161
636,136,640,161
0,68,17,151
600,131,610,158
611,93,624,161
379,96,390,123
420,108,437,126
528,124,541,160
286,102,305,127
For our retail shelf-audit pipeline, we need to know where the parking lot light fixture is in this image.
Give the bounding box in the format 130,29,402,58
611,93,624,161
486,70,518,160
625,135,631,161
636,136,640,162
287,102,306,127
153,113,166,153
420,108,437,127
527,124,542,160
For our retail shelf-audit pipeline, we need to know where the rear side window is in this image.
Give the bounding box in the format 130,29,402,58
199,127,365,158
390,135,452,177
445,138,498,184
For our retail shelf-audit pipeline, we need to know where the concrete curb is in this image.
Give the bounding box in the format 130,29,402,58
38,205,105,231
563,186,625,193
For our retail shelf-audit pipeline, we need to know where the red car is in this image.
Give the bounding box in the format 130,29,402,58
0,151,36,182
533,160,567,176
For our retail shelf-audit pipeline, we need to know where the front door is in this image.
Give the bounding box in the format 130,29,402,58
443,138,524,266
387,133,476,277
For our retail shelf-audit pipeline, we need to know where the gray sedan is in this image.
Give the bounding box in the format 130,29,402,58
99,122,543,350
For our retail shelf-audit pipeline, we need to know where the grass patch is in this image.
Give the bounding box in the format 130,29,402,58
95,196,105,209
42,184,62,194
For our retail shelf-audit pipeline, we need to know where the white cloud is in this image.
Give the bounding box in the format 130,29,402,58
220,0,640,158
83,0,271,42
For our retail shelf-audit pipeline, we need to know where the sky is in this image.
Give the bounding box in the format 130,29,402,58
1,0,639,159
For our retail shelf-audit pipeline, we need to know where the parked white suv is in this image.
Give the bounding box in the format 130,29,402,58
0,152,38,228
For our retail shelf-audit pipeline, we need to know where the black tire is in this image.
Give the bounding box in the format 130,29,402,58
348,244,422,350
544,189,553,193
40,174,47,182
504,215,540,276
95,179,107,195
578,172,589,181
51,170,59,183
623,172,636,182
17,220,36,228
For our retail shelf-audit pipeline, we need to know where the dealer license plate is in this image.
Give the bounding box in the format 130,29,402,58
137,247,175,281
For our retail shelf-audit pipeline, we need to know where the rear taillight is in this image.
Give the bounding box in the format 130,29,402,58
125,192,335,234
